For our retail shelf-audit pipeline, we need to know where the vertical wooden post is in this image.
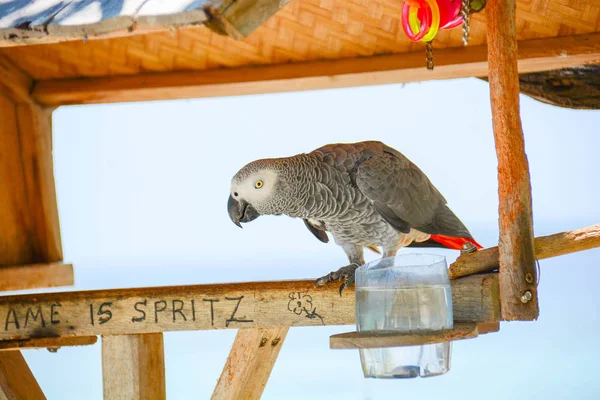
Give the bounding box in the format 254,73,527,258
0,55,64,268
212,327,289,400
0,56,61,400
102,333,166,400
487,0,539,320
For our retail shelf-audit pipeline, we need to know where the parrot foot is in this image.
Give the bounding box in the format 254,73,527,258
313,263,360,295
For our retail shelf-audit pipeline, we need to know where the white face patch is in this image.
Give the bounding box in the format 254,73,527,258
230,169,279,207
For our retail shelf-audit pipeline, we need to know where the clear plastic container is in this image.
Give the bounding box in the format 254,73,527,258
355,254,453,379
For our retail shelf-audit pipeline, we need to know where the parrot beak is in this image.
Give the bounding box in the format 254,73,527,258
228,195,259,228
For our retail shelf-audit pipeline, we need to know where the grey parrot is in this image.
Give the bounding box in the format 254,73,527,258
228,141,481,293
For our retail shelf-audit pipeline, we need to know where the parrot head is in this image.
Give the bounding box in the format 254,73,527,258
228,159,290,228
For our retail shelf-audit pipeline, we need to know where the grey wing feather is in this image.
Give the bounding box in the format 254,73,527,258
355,144,474,240
303,219,329,243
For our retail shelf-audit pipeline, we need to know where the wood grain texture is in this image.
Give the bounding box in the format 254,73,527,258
330,322,480,349
0,351,45,400
0,100,64,268
0,97,63,268
0,274,499,341
31,31,600,106
0,76,59,399
0,336,96,351
136,0,208,27
205,0,285,38
0,54,33,105
102,333,166,400
449,224,600,279
212,326,288,400
487,0,538,321
0,263,73,292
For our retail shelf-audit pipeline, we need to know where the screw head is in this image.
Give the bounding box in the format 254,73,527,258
525,273,534,284
521,290,533,303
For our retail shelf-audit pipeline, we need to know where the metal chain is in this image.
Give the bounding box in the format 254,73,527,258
461,0,471,46
425,41,434,70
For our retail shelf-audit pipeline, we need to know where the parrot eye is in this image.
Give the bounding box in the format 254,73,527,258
254,180,264,189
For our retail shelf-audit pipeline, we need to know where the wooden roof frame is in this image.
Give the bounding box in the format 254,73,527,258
1,0,600,398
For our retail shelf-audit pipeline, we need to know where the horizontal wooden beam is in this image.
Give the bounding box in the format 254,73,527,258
449,223,600,279
330,322,482,349
32,32,600,106
0,274,499,341
0,263,73,292
0,336,96,352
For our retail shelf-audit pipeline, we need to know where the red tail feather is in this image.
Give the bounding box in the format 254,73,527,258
429,235,483,250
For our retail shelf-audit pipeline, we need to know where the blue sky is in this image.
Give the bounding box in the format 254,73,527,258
17,77,600,399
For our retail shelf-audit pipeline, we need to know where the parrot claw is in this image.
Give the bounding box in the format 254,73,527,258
313,263,360,295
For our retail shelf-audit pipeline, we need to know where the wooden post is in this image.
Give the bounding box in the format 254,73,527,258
102,333,166,400
0,57,64,269
0,55,65,399
487,0,539,320
0,351,46,400
212,327,289,400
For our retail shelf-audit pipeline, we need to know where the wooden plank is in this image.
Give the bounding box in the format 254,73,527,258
330,322,480,349
0,351,45,400
0,263,73,292
46,0,148,37
0,0,69,42
15,104,64,264
32,32,600,106
0,90,67,288
475,322,500,335
449,224,600,279
0,336,97,352
135,0,208,28
487,0,538,321
0,0,212,46
0,75,59,400
102,333,165,400
0,54,33,105
212,326,288,400
204,0,283,39
0,274,499,341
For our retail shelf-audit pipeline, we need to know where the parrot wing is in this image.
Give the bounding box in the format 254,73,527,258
355,144,476,243
303,219,329,243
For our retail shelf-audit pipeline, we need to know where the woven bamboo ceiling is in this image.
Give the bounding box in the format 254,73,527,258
1,0,598,81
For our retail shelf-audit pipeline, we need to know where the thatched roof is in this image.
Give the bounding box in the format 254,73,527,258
0,0,598,108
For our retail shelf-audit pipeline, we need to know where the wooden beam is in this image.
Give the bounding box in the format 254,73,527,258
212,326,288,400
0,55,33,105
0,274,499,341
0,336,97,352
32,32,600,106
102,333,166,400
449,224,600,279
0,95,64,270
0,351,46,400
0,263,73,292
487,0,538,321
205,0,285,39
330,322,481,349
